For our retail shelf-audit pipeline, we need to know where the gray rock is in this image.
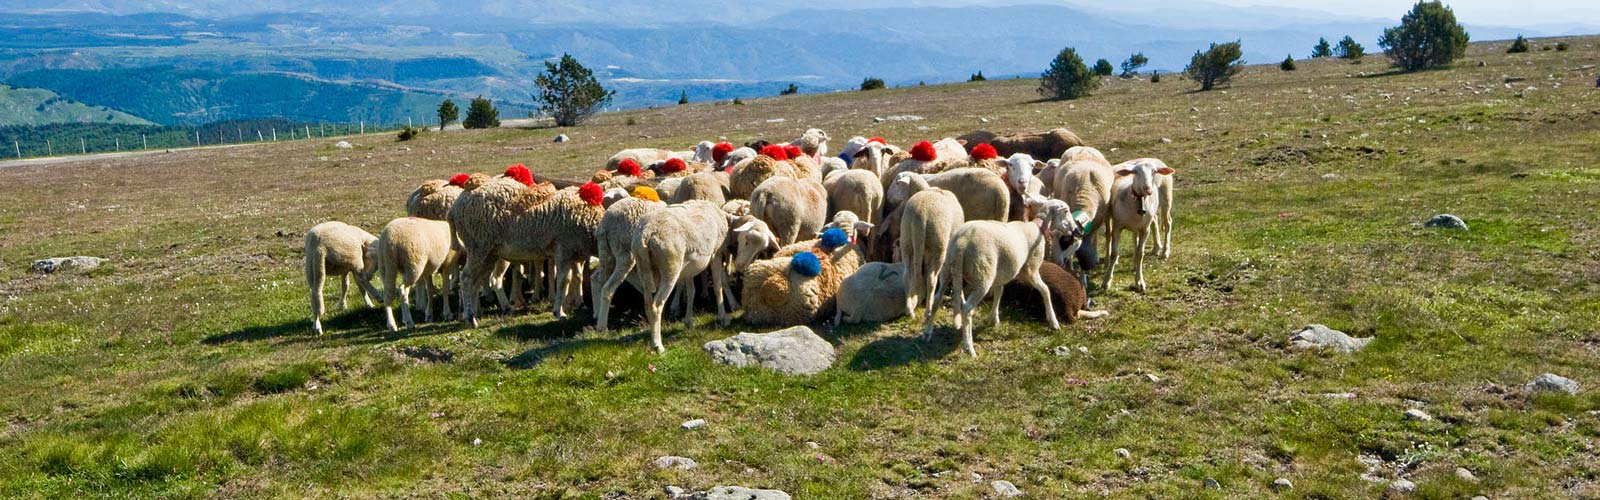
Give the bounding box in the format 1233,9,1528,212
1323,392,1357,400
1455,467,1478,482
1404,408,1433,421
1272,477,1293,491
334,140,353,149
990,480,1024,497
703,326,836,375
1424,214,1468,230
554,134,570,143
1203,477,1220,489
693,486,792,500
1389,479,1416,493
1526,373,1580,394
1159,137,1173,144
1322,173,1340,179
1472,496,1489,500
30,256,106,274
878,115,924,122
1288,324,1373,353
1114,448,1131,459
682,418,707,430
1053,346,1072,357
665,485,687,498
653,456,698,470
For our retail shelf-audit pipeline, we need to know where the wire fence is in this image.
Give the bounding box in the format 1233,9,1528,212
3,121,408,160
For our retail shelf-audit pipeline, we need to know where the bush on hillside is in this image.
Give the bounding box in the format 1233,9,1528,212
1184,41,1244,91
1281,55,1297,71
1335,36,1365,60
1092,59,1114,76
1507,35,1530,53
1039,47,1099,100
1379,1,1470,71
860,77,886,91
462,96,500,129
534,53,614,127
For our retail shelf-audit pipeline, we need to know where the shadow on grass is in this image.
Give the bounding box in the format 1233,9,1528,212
848,327,959,370
203,308,381,344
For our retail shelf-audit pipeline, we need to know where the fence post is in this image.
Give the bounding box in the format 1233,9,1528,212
14,140,19,159
47,140,52,156
81,137,86,154
143,134,148,150
272,128,277,141
115,137,120,151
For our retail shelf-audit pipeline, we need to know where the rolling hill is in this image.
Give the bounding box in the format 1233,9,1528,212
0,85,151,126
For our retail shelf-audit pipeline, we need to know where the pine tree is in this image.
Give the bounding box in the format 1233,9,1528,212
1379,1,1471,71
1120,52,1149,77
1092,58,1114,76
969,71,986,82
1312,37,1333,58
533,53,615,127
780,83,799,95
860,77,886,90
1335,36,1366,60
1038,47,1099,100
436,99,459,131
678,90,689,105
1281,55,1297,71
1184,41,1245,91
1507,35,1530,53
462,96,500,129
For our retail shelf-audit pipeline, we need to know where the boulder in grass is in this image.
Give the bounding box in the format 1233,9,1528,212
703,326,835,376
1424,214,1468,230
1526,373,1579,394
693,486,792,500
1288,324,1372,353
31,256,106,274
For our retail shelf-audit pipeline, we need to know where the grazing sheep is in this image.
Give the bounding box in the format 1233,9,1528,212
1001,261,1107,323
592,193,667,331
719,146,756,171
631,200,735,352
820,210,875,246
729,148,798,199
958,128,1086,160
749,175,828,246
1036,159,1062,198
823,169,885,226
789,153,824,183
922,217,1059,358
729,217,782,271
373,217,457,331
667,171,731,205
305,221,383,335
1051,146,1116,278
819,156,849,180
740,231,862,326
606,148,673,171
835,261,908,324
791,128,831,160
887,168,1009,221
1102,159,1175,293
406,174,469,220
895,181,965,316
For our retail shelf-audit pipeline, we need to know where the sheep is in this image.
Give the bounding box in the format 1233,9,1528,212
922,213,1059,358
667,171,731,205
406,174,469,220
749,175,828,246
819,156,848,180
957,128,1086,161
304,221,383,335
886,168,1009,222
606,148,673,171
849,139,897,177
728,147,798,199
1036,159,1062,198
1050,146,1117,281
730,217,782,271
740,229,862,326
835,261,908,324
719,146,756,171
592,193,666,331
1101,159,1175,293
819,210,875,246
789,152,824,183
1001,261,1107,323
790,128,830,160
373,217,456,331
823,168,884,227
836,136,869,166
895,181,964,317
879,138,968,189
630,200,735,352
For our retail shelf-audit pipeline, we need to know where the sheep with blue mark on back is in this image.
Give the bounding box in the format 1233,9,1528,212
740,228,862,326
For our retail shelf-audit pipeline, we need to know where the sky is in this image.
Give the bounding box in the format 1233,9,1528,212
1196,0,1600,27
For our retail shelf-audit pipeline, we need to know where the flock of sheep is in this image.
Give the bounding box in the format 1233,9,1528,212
304,127,1176,357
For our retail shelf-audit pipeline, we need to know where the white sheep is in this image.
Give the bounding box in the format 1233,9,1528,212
749,175,827,246
373,217,456,331
790,128,830,160
886,168,1009,221
879,139,967,189
835,261,908,324
1102,159,1175,293
1050,146,1117,282
591,192,666,331
304,221,383,335
630,200,735,352
606,148,673,171
668,171,731,205
719,146,757,171
894,180,965,317
823,168,884,227
730,217,782,271
849,140,898,177
922,214,1059,358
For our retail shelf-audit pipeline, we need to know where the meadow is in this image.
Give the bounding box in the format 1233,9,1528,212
0,37,1597,498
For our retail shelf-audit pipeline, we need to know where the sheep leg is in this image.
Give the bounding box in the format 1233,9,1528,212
489,260,512,311
1028,271,1061,330
510,265,526,310
921,268,950,341
460,252,498,328
338,274,350,311
596,258,635,332
989,283,1004,329
383,264,401,332
1158,196,1173,259
551,261,571,320
440,265,455,321
959,286,987,358
648,267,683,353
680,275,696,329
399,281,416,330
1078,309,1109,319
1133,228,1149,293
1101,224,1122,293
357,272,380,308
903,240,923,317
711,255,730,327
421,270,436,324
308,260,326,336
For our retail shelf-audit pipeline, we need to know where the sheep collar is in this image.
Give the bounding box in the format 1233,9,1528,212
1072,209,1093,233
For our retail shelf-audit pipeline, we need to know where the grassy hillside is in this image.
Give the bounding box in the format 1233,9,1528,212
0,85,151,126
0,36,1597,498
0,119,390,158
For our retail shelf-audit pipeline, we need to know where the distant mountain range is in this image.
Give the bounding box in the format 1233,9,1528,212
0,2,1591,127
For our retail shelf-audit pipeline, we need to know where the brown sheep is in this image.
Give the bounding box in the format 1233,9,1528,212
1001,261,1106,324
958,128,1086,161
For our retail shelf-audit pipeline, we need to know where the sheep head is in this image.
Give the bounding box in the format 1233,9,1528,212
692,140,717,163
885,171,926,205
1114,159,1173,216
852,141,894,176
1004,153,1039,193
730,218,780,271
1028,196,1085,267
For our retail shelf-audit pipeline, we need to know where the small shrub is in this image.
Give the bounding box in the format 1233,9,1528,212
462,96,500,129
1281,55,1297,71
1556,42,1569,51
1336,35,1366,60
1312,37,1333,58
396,125,421,142
1039,46,1099,100
1150,71,1161,83
732,97,744,105
625,117,637,126
1507,35,1530,53
1184,40,1245,91
969,71,986,82
1379,1,1471,71
1120,52,1148,77
1092,58,1114,76
677,90,688,105
779,83,799,95
860,77,886,91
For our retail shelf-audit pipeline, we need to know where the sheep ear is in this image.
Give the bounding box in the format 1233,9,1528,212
1115,167,1135,177
957,139,967,146
1024,195,1049,209
1156,166,1174,175
767,235,781,251
854,221,875,237
734,220,759,233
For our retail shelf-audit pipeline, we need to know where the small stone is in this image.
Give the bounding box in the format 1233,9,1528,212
1272,478,1293,491
1389,479,1416,493
1159,137,1172,144
970,472,983,482
1288,324,1373,353
766,118,786,123
806,441,820,449
990,480,1024,497
1455,467,1478,482
980,117,991,123
916,125,931,131
1114,448,1131,459
682,419,707,430
1078,346,1089,354
317,156,329,161
1322,173,1340,179
554,134,570,143
698,486,791,500
1323,392,1357,400
1472,496,1489,500
334,140,352,149
1424,214,1469,231
1404,409,1433,421
1203,478,1220,489
1526,373,1580,394
30,256,106,274
1144,374,1160,383
872,116,887,123
472,437,482,446
1053,346,1072,357
664,485,686,498
653,456,698,470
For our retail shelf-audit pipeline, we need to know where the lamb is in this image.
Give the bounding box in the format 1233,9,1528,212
592,192,666,331
957,128,1086,161
895,180,965,317
1001,261,1107,323
1051,146,1117,279
819,210,875,246
922,213,1060,358
630,200,735,352
373,217,456,331
740,229,862,326
729,217,782,271
886,168,1009,221
823,168,885,226
606,148,673,171
1101,159,1175,293
728,146,798,199
834,261,908,324
406,173,469,220
666,171,730,205
304,221,383,335
749,175,828,246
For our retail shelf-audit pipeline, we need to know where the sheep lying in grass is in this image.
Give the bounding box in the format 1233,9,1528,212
922,206,1059,358
823,169,884,227
958,128,1086,161
887,168,1009,221
631,200,736,352
894,178,965,316
1002,261,1107,323
750,175,827,246
835,261,907,324
305,221,383,335
592,191,666,331
406,174,469,220
373,217,457,331
1102,159,1175,293
607,148,673,171
740,229,861,326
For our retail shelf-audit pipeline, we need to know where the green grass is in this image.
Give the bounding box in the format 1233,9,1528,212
0,37,1598,498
